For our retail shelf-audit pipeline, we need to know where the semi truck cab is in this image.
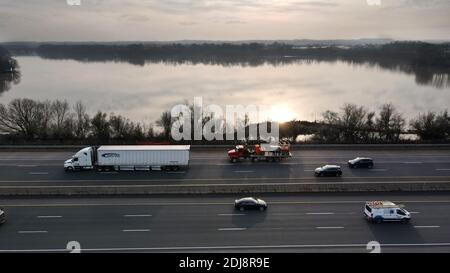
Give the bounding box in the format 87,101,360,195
64,147,94,171
228,145,251,162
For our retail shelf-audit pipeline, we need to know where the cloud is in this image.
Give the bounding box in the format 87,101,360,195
0,0,448,41
120,14,151,22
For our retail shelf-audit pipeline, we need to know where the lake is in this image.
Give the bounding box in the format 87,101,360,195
0,56,449,124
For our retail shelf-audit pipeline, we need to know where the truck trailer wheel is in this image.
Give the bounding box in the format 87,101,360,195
65,167,73,172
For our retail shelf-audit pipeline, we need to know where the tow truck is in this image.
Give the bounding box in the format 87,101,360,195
228,143,291,163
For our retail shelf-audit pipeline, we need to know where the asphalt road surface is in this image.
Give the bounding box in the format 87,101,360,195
0,149,449,187
0,193,449,253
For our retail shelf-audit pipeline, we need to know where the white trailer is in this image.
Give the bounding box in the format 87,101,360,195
64,145,190,172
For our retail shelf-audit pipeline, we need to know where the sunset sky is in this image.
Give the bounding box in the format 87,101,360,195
0,0,449,42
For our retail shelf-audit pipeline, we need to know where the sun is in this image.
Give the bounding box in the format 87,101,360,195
266,105,296,122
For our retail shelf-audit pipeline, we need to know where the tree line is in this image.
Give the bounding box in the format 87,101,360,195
280,103,450,143
0,98,449,144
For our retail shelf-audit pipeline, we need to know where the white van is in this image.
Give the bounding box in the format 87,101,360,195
364,201,411,223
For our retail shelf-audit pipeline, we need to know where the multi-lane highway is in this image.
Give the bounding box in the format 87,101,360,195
1,193,450,253
0,149,449,187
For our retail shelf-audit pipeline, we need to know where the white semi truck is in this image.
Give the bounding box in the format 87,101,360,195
64,145,190,172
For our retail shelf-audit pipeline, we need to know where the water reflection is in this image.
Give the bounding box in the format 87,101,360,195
0,57,448,124
0,70,21,94
33,53,450,89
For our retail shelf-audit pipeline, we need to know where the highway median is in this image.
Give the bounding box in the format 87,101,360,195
1,180,450,196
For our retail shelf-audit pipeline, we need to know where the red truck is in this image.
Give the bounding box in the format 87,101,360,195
228,144,291,163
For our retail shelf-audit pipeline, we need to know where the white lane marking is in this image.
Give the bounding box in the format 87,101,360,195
368,169,388,172
17,165,37,167
18,230,48,234
215,164,234,166
37,215,62,218
414,226,440,228
316,226,344,229
218,228,247,231
3,242,450,252
307,212,335,215
410,211,420,214
122,229,150,232
124,214,152,217
233,170,254,173
29,172,49,175
217,214,245,216
436,169,450,171
304,169,315,172
167,171,186,174
402,162,423,164
99,172,118,174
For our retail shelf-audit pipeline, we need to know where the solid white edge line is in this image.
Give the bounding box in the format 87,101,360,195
316,227,344,229
218,228,247,231
4,242,450,252
217,214,245,216
122,229,150,232
307,212,335,215
37,216,62,218
413,226,440,228
18,230,48,234
124,215,152,217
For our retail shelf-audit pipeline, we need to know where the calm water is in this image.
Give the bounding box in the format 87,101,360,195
1,56,449,124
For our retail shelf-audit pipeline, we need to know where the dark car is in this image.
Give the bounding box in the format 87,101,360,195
0,208,5,224
234,197,267,211
315,165,342,177
348,157,374,168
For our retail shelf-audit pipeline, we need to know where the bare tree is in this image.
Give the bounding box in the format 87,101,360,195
73,101,90,139
90,111,110,141
0,99,41,139
376,103,405,142
340,104,368,143
411,111,449,141
51,100,73,138
156,110,172,140
109,114,136,139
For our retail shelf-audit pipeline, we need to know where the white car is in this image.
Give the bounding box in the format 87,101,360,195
364,201,411,223
0,208,5,224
